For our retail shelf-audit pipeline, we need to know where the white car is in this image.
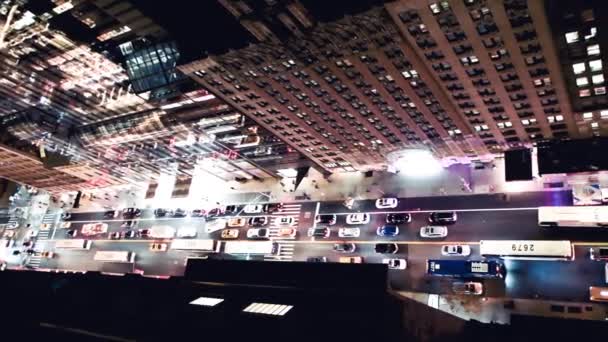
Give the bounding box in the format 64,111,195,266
419,226,448,238
25,230,38,239
441,245,471,256
375,198,398,209
345,213,370,225
6,221,18,229
176,226,197,238
81,223,108,236
275,216,295,226
383,258,407,270
243,204,264,214
338,227,361,238
205,219,227,233
452,281,483,295
246,228,270,239
149,225,176,239
59,222,72,229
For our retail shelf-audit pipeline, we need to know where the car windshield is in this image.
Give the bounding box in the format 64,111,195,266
456,246,462,253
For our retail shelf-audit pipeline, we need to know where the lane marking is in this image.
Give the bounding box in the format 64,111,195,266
320,206,540,216
312,202,320,229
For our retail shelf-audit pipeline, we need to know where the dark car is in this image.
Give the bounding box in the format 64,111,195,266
60,212,72,220
307,256,328,263
375,243,398,254
376,225,400,237
333,243,356,253
121,221,137,229
315,214,337,225
122,208,141,219
138,229,150,238
590,247,608,261
429,211,457,224
224,205,238,215
207,208,223,217
103,210,117,219
123,230,137,239
248,216,269,227
109,232,122,240
386,213,411,224
171,208,188,218
308,227,330,238
22,240,33,248
263,203,284,213
190,209,206,217
154,208,168,217
66,229,78,238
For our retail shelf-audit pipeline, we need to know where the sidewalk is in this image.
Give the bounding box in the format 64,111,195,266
396,291,608,324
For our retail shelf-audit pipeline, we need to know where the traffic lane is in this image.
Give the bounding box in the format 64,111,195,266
42,241,135,274
318,190,573,214
127,243,189,277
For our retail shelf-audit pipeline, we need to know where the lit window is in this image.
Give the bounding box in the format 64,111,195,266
243,302,293,316
573,63,586,74
190,297,224,307
454,129,462,134
591,122,599,129
556,115,563,121
522,119,529,125
587,44,600,56
589,59,602,72
580,89,591,97
565,31,579,43
601,110,608,118
592,74,604,84
470,55,479,64
474,125,481,131
497,122,504,129
547,116,555,123
430,3,441,14
595,87,606,95
533,78,544,86
531,118,537,124
505,121,512,127
401,71,411,79
583,112,593,119
576,77,589,87
584,27,597,40
481,124,489,130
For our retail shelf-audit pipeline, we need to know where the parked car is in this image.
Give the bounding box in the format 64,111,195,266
248,216,269,227
81,223,108,236
308,227,330,238
375,243,398,254
122,230,137,239
103,210,117,219
333,242,356,253
383,258,407,270
59,222,71,228
227,217,247,227
386,213,411,224
275,216,295,226
338,227,361,238
153,208,168,217
452,282,483,295
207,208,224,217
315,214,337,225
246,228,270,239
190,209,206,217
277,228,297,238
221,229,240,239
40,251,54,258
420,226,448,238
307,256,328,263
121,221,137,229
346,213,370,225
224,205,238,215
243,204,264,214
171,208,188,218
109,232,122,240
339,256,363,263
263,203,284,213
66,229,78,238
375,198,398,209
441,245,471,256
429,211,457,224
590,247,608,261
377,225,399,237
122,208,141,219
60,212,72,220
176,226,197,238
149,243,168,252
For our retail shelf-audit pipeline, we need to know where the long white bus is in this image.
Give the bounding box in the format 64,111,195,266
538,206,608,228
479,240,574,260
222,241,279,255
170,239,219,252
54,239,92,250
93,251,136,263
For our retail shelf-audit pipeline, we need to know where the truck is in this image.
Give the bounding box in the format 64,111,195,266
426,259,506,278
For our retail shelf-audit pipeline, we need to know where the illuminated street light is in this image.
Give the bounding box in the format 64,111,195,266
387,149,442,177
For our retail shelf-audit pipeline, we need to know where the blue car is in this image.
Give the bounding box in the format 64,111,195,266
377,225,399,237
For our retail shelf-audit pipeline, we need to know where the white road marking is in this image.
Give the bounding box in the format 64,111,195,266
320,206,540,216
312,202,320,229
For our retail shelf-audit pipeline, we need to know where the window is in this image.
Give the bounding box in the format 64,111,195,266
587,44,600,56
521,118,537,125
589,59,602,72
573,63,586,74
565,31,579,43
591,122,599,129
592,74,604,84
576,77,589,87
584,27,597,40
601,110,608,118
547,115,563,123
595,87,606,95
583,112,593,119
579,89,591,97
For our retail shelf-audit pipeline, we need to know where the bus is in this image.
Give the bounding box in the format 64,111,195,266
222,241,279,255
54,239,92,250
170,239,219,252
538,206,608,228
589,286,608,302
479,240,574,260
426,259,506,278
93,251,136,263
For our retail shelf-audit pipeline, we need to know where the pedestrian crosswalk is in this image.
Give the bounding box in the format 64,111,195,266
6,216,19,229
265,204,301,261
25,213,55,269
264,242,295,262
40,213,58,230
